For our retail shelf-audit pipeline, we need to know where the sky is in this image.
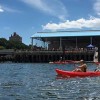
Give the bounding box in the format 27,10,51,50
0,0,100,45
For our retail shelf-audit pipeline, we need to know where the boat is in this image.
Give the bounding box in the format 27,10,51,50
49,60,75,64
55,69,100,77
52,61,68,64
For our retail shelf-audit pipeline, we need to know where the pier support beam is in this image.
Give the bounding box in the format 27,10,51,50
31,37,34,50
98,45,100,62
76,37,78,48
59,37,62,50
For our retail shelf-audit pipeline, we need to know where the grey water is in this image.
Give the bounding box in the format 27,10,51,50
0,63,100,100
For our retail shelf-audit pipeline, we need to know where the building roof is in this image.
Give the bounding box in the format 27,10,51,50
31,30,100,38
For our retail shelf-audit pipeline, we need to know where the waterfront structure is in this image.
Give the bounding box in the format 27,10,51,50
31,30,100,51
9,32,22,43
30,30,100,62
1,30,100,63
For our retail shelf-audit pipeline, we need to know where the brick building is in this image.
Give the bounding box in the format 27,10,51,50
9,32,22,43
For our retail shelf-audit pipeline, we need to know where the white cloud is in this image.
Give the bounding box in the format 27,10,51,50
4,7,19,13
42,17,100,31
0,8,4,12
0,6,4,12
0,5,20,13
93,0,100,16
21,0,68,20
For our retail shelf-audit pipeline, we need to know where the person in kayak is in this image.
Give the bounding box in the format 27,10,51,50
73,60,87,72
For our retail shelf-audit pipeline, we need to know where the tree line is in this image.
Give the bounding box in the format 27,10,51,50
0,38,31,50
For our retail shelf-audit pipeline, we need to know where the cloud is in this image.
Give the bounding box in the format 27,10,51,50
21,0,68,20
0,6,4,12
0,5,20,13
93,0,100,16
3,6,20,13
42,17,100,31
3,27,10,30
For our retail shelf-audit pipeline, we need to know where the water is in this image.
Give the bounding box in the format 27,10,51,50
0,63,100,100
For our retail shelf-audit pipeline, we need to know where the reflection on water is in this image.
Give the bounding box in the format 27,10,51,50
0,63,100,100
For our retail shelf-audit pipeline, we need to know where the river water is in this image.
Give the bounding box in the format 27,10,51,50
0,63,100,100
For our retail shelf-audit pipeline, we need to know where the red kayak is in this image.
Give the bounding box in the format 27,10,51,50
53,61,68,64
49,60,75,64
55,69,100,77
49,61,68,64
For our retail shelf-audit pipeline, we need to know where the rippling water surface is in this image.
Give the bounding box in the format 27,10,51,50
0,63,100,100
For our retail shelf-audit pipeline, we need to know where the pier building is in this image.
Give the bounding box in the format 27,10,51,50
31,30,100,51
30,30,100,62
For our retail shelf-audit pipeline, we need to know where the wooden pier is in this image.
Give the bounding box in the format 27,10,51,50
14,50,94,63
0,50,94,63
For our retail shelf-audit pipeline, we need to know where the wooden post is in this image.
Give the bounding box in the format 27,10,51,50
59,37,62,50
98,45,100,62
31,37,33,50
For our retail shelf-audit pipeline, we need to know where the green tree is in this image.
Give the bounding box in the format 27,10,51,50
0,38,8,48
0,38,30,50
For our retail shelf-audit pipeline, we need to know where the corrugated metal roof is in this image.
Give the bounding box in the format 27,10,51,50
31,30,100,38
